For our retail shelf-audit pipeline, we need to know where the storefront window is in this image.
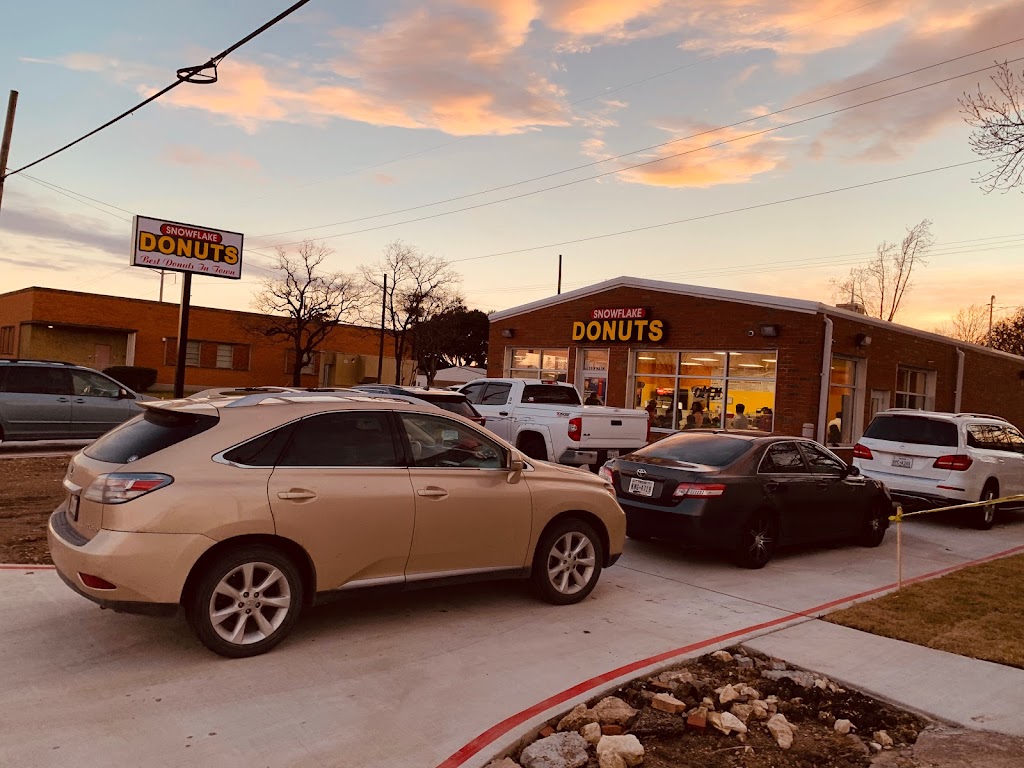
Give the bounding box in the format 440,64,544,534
895,366,935,410
827,357,862,446
632,351,776,432
508,348,569,381
579,349,609,405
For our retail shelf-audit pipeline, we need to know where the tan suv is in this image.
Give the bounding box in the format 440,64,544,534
48,392,625,657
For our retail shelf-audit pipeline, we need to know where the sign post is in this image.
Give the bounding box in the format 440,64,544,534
129,215,244,398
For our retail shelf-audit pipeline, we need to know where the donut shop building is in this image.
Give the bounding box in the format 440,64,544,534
486,276,1024,450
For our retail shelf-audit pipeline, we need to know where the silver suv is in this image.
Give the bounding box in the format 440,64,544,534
0,360,147,444
853,409,1024,529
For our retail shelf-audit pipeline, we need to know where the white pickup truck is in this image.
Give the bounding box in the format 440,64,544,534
459,378,649,466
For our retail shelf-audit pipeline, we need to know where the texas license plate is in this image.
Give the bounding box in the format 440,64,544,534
891,456,913,468
68,494,80,522
628,478,655,497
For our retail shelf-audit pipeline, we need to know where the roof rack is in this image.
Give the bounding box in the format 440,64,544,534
955,412,1009,422
0,358,77,366
221,389,441,409
880,408,1009,423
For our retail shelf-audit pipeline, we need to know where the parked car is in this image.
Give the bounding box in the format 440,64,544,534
350,384,486,426
48,390,625,657
459,378,649,467
0,359,151,444
853,409,1024,530
600,430,891,568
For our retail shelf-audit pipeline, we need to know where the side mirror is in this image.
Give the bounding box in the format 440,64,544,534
844,465,860,477
507,454,525,484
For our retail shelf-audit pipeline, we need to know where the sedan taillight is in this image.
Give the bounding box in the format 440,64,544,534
852,443,873,460
83,473,174,504
933,455,973,471
673,483,726,498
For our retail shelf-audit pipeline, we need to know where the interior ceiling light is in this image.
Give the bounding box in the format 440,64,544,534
762,358,777,363
638,356,657,360
738,363,763,368
691,357,719,362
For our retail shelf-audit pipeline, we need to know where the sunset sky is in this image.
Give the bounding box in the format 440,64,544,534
2,0,1023,331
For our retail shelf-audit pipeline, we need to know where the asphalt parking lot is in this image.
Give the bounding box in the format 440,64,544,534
2,512,1022,768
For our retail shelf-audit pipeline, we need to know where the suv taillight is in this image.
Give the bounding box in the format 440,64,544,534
598,465,614,485
83,473,174,504
673,483,726,498
933,455,973,471
853,443,873,460
568,417,582,442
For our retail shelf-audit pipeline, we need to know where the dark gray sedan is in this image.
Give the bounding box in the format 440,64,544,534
599,431,891,568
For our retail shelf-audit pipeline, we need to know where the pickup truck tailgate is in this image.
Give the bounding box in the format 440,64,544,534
581,407,648,444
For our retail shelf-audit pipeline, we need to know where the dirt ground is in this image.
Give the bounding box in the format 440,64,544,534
507,647,1024,768
0,456,67,564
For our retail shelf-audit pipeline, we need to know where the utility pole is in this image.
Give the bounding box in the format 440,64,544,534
557,254,563,295
376,273,387,384
988,295,996,346
0,90,20,215
173,273,193,399
159,270,166,302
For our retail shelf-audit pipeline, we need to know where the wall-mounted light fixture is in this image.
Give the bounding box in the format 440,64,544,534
856,333,872,347
501,328,515,339
759,324,779,338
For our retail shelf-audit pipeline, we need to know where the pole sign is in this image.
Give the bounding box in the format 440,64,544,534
131,215,244,280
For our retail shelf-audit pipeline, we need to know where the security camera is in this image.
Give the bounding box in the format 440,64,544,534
747,329,755,337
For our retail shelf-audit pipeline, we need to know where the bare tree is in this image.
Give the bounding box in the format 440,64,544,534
934,304,989,345
831,219,933,322
961,62,1024,193
252,240,367,386
990,308,1024,356
361,240,462,384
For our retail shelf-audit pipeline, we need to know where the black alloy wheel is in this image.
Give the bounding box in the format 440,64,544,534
736,510,777,569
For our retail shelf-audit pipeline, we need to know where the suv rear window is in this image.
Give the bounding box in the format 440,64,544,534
863,415,958,447
85,408,218,464
634,434,751,466
417,394,478,419
522,384,581,405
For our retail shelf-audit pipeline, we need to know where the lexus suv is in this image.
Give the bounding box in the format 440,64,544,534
853,409,1024,529
49,390,625,657
0,359,149,444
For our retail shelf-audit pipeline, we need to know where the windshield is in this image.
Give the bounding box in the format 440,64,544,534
864,415,958,447
85,408,219,464
633,434,751,466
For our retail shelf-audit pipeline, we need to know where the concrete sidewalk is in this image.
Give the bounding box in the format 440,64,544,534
745,619,1024,737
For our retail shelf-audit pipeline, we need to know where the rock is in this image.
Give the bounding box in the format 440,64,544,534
686,707,708,729
814,678,828,690
762,669,816,688
593,697,638,727
834,719,854,735
711,650,734,663
738,685,761,701
663,669,694,685
485,759,521,768
539,726,555,738
651,693,687,715
874,730,894,748
648,680,674,693
730,703,754,723
720,712,748,735
750,700,770,720
601,725,623,736
767,714,795,749
581,723,602,746
707,711,726,734
770,659,787,671
869,741,883,753
701,697,716,710
519,732,590,768
596,735,644,768
845,734,870,756
557,704,598,732
718,684,742,705
734,654,755,669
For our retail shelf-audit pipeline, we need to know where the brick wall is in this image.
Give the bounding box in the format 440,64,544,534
0,287,404,390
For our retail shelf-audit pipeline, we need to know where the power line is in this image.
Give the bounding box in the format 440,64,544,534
2,0,313,180
23,174,134,215
239,0,890,204
17,175,132,222
252,36,1024,242
447,158,987,265
256,58,1021,250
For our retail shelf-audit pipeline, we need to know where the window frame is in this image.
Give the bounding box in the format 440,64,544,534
506,347,569,381
0,326,14,355
895,366,936,410
273,410,404,469
215,344,234,370
797,441,848,475
826,355,866,448
395,411,508,470
757,441,809,475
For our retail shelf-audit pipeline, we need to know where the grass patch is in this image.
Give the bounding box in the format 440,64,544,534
827,553,1024,669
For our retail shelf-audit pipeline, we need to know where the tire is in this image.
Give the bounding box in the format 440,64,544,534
518,433,548,462
186,545,304,658
735,510,777,569
531,518,604,605
859,500,889,547
626,530,654,542
973,482,998,531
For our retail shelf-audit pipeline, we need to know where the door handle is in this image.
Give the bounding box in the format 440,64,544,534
765,481,783,493
417,487,449,499
277,490,317,500
74,398,86,403
56,397,70,403
499,411,509,416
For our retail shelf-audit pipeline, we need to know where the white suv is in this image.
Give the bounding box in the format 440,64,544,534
853,409,1024,529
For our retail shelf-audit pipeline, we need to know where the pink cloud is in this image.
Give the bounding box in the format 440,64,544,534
161,144,261,172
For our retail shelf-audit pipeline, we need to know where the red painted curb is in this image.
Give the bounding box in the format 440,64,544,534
436,543,1024,768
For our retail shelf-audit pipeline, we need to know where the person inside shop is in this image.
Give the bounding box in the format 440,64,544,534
757,407,774,432
690,401,706,428
732,403,750,429
645,398,658,419
585,392,602,405
827,411,842,445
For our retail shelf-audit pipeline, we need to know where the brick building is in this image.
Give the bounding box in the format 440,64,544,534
0,287,412,391
487,277,1024,450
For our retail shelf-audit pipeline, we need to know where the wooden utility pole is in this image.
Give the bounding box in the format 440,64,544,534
376,273,387,384
0,90,20,215
988,295,995,346
557,254,563,295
